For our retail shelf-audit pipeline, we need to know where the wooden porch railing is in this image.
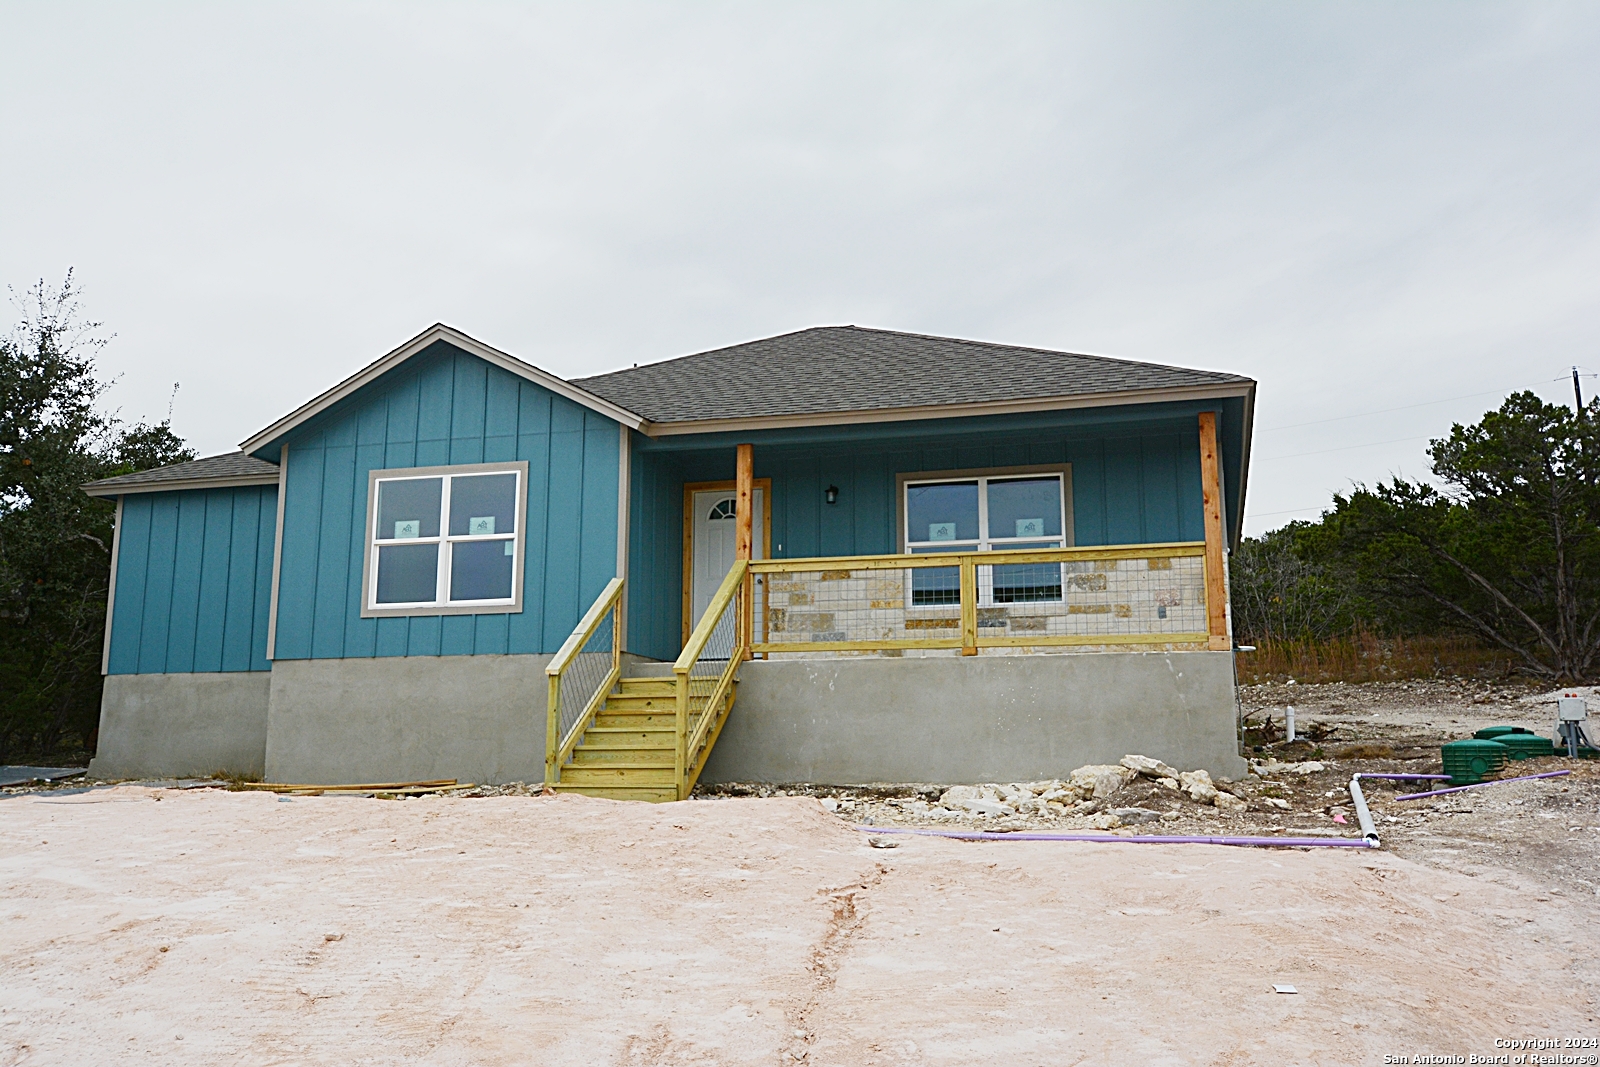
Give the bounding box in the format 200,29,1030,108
672,559,748,798
746,542,1210,655
544,577,624,786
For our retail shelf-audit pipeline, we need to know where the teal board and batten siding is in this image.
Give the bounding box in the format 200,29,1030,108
105,486,278,674
271,341,620,660
626,407,1217,662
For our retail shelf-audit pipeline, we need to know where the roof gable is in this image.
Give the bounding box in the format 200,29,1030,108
239,324,645,457
574,325,1254,433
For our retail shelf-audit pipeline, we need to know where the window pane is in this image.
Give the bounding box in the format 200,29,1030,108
991,540,1064,603
375,543,440,603
908,545,969,606
986,477,1062,540
906,481,979,543
449,473,518,537
450,539,515,601
376,478,442,540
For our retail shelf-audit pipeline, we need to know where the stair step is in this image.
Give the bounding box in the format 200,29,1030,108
570,753,674,769
615,679,676,696
557,766,678,786
601,697,675,713
592,712,679,729
582,727,676,743
553,784,679,802
570,739,675,753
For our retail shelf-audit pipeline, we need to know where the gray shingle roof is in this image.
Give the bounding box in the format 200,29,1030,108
574,325,1252,425
83,451,279,496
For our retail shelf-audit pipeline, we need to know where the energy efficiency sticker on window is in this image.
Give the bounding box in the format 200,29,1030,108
468,516,496,535
394,520,420,539
1016,518,1045,537
928,522,956,541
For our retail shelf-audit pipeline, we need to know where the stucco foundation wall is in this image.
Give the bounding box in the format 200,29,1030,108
89,672,271,779
264,654,553,785
700,651,1245,785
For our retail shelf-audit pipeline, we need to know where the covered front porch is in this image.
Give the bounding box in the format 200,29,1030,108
621,398,1247,663
542,404,1247,797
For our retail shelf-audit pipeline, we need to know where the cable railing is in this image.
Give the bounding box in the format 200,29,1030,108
747,542,1209,656
544,577,624,785
672,559,748,797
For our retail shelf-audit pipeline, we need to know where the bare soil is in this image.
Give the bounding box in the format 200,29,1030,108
3,679,1598,1065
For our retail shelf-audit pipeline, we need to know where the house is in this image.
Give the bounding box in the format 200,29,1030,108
83,324,1256,796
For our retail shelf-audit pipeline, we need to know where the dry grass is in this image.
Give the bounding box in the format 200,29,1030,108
1333,743,1396,760
1236,629,1518,685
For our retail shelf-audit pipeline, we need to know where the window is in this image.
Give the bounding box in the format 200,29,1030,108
902,470,1070,606
361,462,528,617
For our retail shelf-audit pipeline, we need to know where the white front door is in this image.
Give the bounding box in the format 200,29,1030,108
691,488,764,627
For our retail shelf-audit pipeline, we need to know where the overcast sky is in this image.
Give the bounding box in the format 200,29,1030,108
3,2,1595,536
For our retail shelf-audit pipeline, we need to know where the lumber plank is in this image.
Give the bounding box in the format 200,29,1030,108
1198,411,1230,651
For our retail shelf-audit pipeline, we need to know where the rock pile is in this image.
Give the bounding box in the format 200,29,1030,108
904,753,1250,829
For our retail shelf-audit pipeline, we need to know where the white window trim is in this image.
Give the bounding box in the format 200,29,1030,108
897,464,1073,608
359,460,529,618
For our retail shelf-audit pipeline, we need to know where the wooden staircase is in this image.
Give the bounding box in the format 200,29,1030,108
550,674,735,802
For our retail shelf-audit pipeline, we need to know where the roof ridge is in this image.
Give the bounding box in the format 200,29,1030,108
575,323,1248,387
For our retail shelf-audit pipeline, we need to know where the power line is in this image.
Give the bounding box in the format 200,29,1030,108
1256,434,1432,462
1256,377,1573,432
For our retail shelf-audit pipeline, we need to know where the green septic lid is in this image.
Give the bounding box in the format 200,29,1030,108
1474,726,1533,739
1442,739,1511,784
1495,734,1555,760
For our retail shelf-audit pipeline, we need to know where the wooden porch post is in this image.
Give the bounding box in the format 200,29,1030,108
735,443,755,659
1198,412,1230,651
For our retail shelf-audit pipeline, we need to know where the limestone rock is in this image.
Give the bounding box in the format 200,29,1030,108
1086,812,1123,830
1110,807,1165,825
994,784,1024,803
1156,777,1180,790
1214,791,1247,812
1250,760,1326,778
939,785,987,805
952,798,1014,817
1263,797,1291,810
1179,769,1218,804
1121,754,1181,780
1069,764,1137,800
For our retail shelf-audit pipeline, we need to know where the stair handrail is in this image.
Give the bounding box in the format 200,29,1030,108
672,560,748,798
544,577,625,786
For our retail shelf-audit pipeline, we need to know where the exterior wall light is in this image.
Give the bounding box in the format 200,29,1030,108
825,485,839,505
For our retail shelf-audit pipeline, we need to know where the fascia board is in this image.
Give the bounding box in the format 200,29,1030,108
82,473,283,498
1231,383,1257,551
239,323,648,455
639,382,1257,437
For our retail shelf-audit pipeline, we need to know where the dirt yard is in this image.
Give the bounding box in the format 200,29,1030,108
4,680,1599,1065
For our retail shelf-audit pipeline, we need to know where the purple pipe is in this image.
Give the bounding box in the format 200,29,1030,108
854,826,1375,848
1396,769,1571,801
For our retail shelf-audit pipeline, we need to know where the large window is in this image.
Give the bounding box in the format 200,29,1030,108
902,470,1070,606
360,462,528,617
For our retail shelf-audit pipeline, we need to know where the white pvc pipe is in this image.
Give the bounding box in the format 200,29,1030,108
1286,706,1296,743
1347,775,1379,847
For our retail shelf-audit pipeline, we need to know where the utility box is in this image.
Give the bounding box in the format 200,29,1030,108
1558,695,1589,722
